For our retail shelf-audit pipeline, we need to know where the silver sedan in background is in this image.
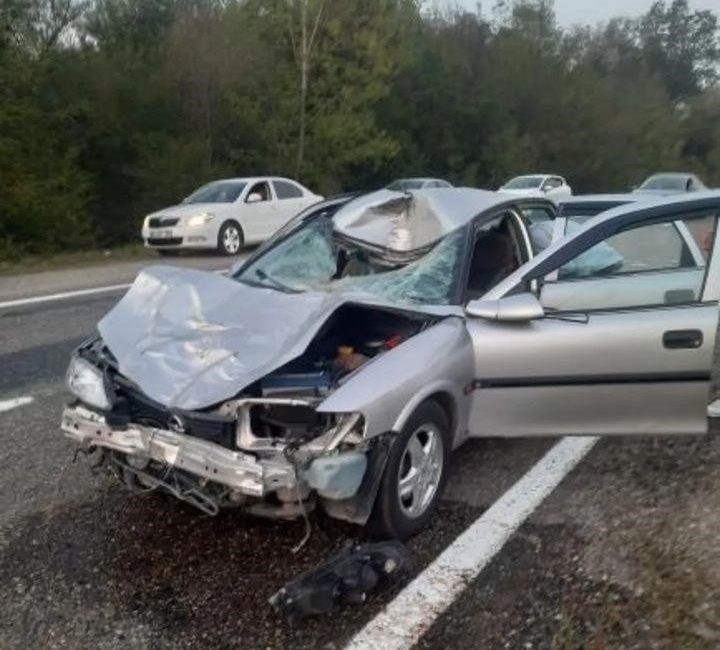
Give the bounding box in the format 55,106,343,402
62,188,720,539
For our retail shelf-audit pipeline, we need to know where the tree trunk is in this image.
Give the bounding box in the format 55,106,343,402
292,0,323,181
295,0,308,179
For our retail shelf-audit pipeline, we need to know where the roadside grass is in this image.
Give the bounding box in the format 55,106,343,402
551,530,720,650
0,243,156,276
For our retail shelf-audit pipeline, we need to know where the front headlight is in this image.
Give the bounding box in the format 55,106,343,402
66,356,112,411
187,212,214,227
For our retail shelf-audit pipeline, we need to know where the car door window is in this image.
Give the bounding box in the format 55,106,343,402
246,181,271,202
539,212,717,312
521,207,556,254
466,213,526,300
273,180,303,199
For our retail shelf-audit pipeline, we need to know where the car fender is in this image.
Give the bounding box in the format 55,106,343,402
214,205,243,231
317,317,474,445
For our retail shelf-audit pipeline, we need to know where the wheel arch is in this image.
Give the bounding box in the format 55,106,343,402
391,382,464,448
221,218,244,237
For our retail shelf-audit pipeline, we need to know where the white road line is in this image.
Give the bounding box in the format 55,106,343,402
345,435,599,650
0,284,131,309
0,268,230,310
0,396,35,413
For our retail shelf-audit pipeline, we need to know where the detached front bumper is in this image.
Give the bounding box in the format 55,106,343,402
61,404,296,497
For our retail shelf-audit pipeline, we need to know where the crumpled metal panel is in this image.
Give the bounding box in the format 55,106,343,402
97,265,449,410
332,188,504,251
98,266,343,410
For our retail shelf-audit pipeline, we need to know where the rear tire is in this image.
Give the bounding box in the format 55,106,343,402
367,400,451,540
217,221,244,256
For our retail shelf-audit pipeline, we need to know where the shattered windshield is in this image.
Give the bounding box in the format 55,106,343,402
236,214,466,305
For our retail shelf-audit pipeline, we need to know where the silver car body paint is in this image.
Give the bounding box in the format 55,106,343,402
332,187,503,251
317,317,474,444
97,189,518,412
96,190,720,439
62,188,720,523
97,264,454,411
472,191,720,438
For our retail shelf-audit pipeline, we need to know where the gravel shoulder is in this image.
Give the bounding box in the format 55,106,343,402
418,435,720,650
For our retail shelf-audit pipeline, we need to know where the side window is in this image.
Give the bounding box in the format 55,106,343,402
539,213,718,312
686,214,716,260
522,207,556,254
246,181,271,202
466,213,524,300
273,180,303,200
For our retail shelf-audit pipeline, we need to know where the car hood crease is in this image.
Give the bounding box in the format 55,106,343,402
98,265,449,410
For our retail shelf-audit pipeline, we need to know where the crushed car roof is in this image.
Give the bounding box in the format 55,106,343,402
332,188,525,252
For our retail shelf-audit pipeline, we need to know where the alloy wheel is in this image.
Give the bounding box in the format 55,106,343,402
222,225,241,254
397,423,444,519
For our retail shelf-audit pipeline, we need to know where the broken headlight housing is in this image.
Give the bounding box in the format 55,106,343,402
66,355,112,411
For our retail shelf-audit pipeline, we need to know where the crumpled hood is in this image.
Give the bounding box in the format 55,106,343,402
98,266,360,410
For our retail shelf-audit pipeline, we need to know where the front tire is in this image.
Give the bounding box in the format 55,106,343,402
368,400,451,540
217,221,244,256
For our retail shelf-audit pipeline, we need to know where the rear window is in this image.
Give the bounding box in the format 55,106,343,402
273,180,304,199
503,176,543,189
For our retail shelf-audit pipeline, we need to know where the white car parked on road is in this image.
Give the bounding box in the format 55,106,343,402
499,174,572,199
142,177,322,255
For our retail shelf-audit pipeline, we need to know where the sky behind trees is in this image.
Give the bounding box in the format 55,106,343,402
456,0,718,26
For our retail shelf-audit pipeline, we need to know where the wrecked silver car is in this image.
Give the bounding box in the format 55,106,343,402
61,189,720,539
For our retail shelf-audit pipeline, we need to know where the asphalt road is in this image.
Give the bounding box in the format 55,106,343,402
1,260,719,649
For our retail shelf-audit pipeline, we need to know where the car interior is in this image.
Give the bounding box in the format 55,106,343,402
247,181,271,202
466,214,526,299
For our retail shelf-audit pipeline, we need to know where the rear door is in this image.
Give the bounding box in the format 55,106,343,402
465,198,720,437
272,179,309,231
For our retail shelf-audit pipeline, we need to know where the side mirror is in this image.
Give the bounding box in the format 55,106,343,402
246,192,263,204
465,292,545,322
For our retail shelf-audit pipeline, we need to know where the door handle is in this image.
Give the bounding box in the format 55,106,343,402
663,329,703,349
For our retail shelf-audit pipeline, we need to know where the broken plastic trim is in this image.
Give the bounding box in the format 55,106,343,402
269,541,411,621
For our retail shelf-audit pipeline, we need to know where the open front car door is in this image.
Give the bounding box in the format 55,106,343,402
465,193,720,438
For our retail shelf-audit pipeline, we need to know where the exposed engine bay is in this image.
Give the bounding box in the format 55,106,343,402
232,304,432,444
